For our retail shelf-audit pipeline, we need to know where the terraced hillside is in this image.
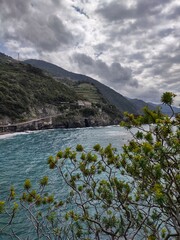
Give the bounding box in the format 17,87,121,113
74,82,105,103
24,59,138,114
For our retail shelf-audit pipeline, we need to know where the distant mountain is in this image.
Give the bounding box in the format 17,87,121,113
148,102,180,116
127,98,156,114
128,98,180,116
24,59,138,114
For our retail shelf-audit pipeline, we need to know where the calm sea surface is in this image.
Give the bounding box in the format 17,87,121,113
0,126,132,239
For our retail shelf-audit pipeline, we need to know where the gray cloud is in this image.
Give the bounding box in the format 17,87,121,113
97,0,171,22
51,0,62,6
135,87,162,103
157,28,175,38
128,53,145,61
96,0,177,44
93,43,111,58
72,53,138,87
0,0,29,19
166,5,180,19
170,54,180,64
0,0,74,52
93,43,111,52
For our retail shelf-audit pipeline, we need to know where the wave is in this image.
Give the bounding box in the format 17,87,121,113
0,130,43,140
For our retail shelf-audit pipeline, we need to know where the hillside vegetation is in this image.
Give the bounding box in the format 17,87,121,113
0,53,77,121
74,82,105,103
0,53,122,126
24,59,138,114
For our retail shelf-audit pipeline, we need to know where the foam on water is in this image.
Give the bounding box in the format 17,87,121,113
0,131,29,140
0,130,45,140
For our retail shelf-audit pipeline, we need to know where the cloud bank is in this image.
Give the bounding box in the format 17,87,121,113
0,0,179,105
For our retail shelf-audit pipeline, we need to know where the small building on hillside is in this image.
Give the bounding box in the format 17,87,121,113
77,100,92,107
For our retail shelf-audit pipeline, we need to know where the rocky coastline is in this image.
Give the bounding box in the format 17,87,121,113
0,114,121,135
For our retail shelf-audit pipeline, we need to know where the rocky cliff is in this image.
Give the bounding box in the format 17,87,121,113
0,111,121,134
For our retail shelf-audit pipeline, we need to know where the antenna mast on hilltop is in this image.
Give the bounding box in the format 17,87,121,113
18,52,20,61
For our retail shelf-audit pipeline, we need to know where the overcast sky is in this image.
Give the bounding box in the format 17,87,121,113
0,0,179,105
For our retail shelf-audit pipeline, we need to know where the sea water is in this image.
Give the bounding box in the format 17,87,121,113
0,126,131,239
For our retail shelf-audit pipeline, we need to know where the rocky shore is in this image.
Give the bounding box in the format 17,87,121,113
0,114,122,135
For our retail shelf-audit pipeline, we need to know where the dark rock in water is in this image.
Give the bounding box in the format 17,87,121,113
84,118,90,127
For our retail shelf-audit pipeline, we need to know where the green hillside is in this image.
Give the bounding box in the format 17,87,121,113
0,53,123,126
74,82,105,103
24,59,138,114
0,54,77,120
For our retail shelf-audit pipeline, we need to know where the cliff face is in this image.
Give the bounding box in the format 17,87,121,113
0,98,122,133
0,111,121,134
52,111,120,128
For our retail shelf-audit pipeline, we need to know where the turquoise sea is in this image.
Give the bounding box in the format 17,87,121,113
0,126,131,239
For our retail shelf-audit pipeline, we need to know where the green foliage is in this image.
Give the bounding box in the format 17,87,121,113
0,201,5,213
24,179,32,190
76,144,84,152
40,176,48,187
9,186,16,200
1,93,179,239
75,82,104,103
161,92,176,105
80,107,98,117
0,58,77,120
